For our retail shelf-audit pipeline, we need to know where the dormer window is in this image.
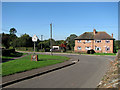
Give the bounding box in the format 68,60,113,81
78,40,81,43
95,40,101,43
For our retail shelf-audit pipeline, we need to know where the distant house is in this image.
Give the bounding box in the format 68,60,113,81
74,29,115,53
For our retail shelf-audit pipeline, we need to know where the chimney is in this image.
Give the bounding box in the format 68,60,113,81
93,29,96,35
112,33,113,38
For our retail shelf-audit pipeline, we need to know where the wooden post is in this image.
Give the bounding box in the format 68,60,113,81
50,23,53,55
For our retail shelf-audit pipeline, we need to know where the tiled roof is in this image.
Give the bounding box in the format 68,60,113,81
75,31,115,40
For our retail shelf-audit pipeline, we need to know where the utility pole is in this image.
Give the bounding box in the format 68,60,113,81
50,23,53,55
41,35,43,51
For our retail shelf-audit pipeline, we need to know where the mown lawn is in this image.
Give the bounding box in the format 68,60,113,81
2,54,69,76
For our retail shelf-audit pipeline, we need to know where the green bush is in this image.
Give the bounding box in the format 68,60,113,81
16,47,34,51
45,48,50,52
39,48,45,52
9,46,14,49
26,47,33,51
15,47,26,51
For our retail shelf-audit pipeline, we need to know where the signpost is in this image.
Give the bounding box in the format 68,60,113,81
31,35,38,61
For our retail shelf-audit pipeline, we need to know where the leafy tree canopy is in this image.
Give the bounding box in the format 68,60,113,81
9,28,17,35
65,34,77,50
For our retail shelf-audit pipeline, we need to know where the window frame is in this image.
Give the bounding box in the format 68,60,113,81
85,40,91,43
95,40,101,43
77,40,81,43
105,47,110,51
85,46,91,50
106,40,110,43
95,47,101,51
77,46,81,50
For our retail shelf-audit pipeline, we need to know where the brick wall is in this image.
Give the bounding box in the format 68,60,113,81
74,40,114,53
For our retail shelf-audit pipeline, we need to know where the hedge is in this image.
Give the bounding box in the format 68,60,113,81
15,47,33,51
2,49,15,56
15,47,39,51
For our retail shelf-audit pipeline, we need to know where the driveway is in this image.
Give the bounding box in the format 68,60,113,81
4,53,116,88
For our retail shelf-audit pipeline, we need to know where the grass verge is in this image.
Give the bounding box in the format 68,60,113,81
2,54,69,76
82,53,116,56
93,53,116,55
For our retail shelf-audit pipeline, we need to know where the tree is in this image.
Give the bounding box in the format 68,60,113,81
2,33,10,49
65,34,77,50
17,33,33,47
115,40,120,51
55,40,64,46
9,34,17,48
37,38,56,49
9,28,17,35
2,32,18,49
60,42,67,52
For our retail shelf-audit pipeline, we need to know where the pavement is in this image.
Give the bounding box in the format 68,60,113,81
2,52,116,88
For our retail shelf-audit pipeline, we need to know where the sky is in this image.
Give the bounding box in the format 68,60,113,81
2,2,118,40
1,0,120,2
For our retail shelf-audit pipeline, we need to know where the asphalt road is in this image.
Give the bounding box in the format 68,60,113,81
4,54,116,88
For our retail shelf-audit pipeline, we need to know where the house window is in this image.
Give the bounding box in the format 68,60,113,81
78,40,81,43
77,47,81,50
106,40,110,43
95,40,101,43
95,47,101,51
105,47,110,51
85,40,91,43
85,47,91,50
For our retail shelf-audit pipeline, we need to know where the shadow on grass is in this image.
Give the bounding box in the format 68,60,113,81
2,58,15,63
8,52,24,57
37,59,47,61
37,59,63,61
2,52,26,63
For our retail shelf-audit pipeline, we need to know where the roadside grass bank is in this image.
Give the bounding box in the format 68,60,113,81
82,53,116,56
97,50,120,88
52,52,116,56
2,54,70,76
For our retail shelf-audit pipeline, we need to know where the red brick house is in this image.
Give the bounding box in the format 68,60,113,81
74,29,115,53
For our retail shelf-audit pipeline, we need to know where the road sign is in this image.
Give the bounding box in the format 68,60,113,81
31,54,38,61
32,35,38,42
